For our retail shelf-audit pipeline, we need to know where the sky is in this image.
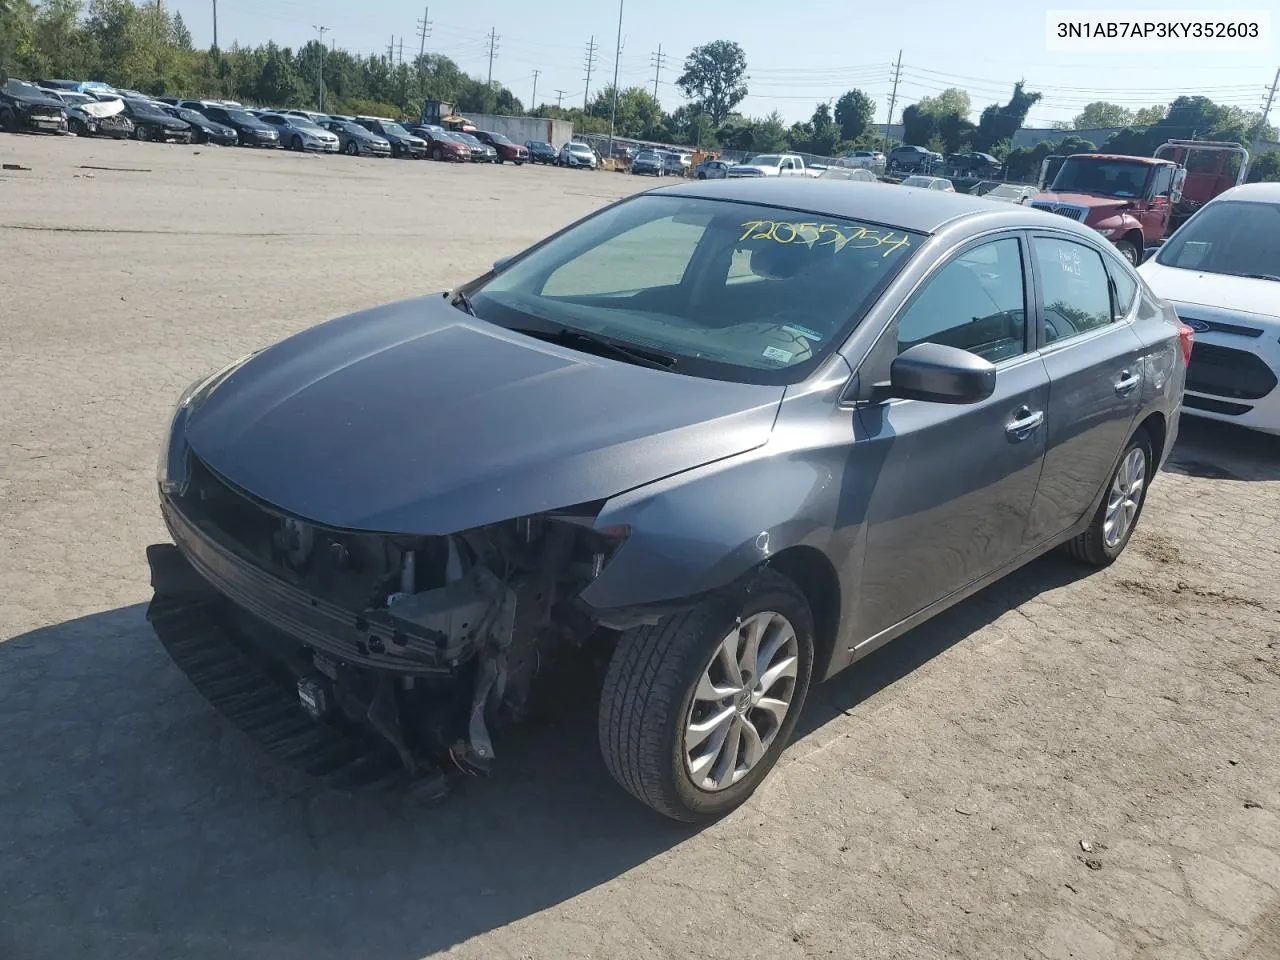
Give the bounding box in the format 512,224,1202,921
168,0,1279,129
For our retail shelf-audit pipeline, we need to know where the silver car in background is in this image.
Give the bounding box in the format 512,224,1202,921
258,113,340,153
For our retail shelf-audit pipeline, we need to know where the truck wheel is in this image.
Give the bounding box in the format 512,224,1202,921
1114,238,1140,266
598,568,815,823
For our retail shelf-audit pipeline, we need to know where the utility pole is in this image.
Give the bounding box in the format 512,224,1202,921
883,50,903,151
1262,66,1280,132
583,36,598,113
650,44,666,101
397,37,404,67
211,0,218,50
313,25,329,111
606,0,624,160
416,6,432,61
486,27,499,88
531,70,540,112
387,35,394,64
554,89,567,108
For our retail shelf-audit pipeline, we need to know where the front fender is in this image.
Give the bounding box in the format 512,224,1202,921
578,445,848,619
1095,214,1142,239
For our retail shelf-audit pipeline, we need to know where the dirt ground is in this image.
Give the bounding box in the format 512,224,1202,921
2,135,1279,960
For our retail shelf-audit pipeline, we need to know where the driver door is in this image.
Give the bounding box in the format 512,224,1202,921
1140,164,1175,240
853,233,1051,647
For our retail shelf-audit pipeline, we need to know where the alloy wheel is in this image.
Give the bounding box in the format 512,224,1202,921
683,611,799,792
1103,446,1146,547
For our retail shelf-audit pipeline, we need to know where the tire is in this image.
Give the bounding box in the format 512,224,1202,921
133,124,148,141
1065,430,1154,567
697,172,706,179
291,135,303,152
431,146,441,161
599,567,815,823
1114,238,1140,266
69,118,88,137
0,108,13,132
345,141,358,156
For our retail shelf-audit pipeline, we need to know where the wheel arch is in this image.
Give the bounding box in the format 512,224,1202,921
763,546,841,680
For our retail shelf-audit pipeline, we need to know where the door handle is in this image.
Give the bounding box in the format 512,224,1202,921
1006,408,1044,438
1115,371,1140,394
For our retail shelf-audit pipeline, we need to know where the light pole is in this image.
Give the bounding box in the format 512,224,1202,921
606,0,623,163
312,25,329,111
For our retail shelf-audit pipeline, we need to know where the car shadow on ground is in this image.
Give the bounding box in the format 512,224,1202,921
1163,418,1280,482
0,552,1089,960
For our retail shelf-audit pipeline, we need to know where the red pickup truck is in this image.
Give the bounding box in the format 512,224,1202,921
1030,140,1249,265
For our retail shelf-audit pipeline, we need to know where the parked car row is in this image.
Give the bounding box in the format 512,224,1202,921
2,78,602,173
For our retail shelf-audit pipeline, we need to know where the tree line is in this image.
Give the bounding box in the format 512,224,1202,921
2,0,1276,179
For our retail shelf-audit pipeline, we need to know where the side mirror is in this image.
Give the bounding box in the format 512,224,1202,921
493,256,513,272
873,342,996,405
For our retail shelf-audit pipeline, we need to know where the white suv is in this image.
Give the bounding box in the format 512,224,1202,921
1138,182,1280,435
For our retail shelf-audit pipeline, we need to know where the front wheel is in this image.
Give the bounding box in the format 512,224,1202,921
1114,239,1140,266
599,568,815,823
345,141,358,156
1065,431,1153,567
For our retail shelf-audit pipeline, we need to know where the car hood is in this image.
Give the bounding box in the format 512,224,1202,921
1138,259,1280,320
184,295,785,535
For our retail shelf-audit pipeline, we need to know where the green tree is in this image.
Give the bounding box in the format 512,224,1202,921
918,87,970,119
169,9,191,50
834,88,874,141
1070,101,1133,129
1246,151,1280,182
1131,104,1166,126
900,102,936,146
676,39,747,127
591,85,663,138
973,81,1042,152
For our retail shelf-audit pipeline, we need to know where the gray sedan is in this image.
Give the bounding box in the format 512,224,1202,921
147,179,1186,822
257,113,340,152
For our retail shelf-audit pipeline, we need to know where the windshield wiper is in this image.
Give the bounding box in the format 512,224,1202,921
514,327,677,371
451,290,477,316
1242,273,1280,282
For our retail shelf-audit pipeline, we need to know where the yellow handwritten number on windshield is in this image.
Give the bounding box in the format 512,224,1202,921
738,220,910,257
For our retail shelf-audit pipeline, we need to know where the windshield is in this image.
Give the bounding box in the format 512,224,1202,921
174,108,208,124
289,117,322,131
466,194,923,385
5,79,48,97
636,152,659,161
378,122,410,137
486,132,512,145
127,100,169,120
1051,157,1152,198
569,143,592,152
223,109,256,124
1156,200,1280,280
530,141,550,149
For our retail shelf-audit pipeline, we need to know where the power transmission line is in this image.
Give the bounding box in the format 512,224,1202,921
531,69,540,110
583,36,598,112
883,50,902,149
486,27,499,87
554,89,567,108
650,44,666,100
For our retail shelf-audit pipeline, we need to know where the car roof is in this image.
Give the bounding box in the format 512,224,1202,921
1210,181,1280,205
650,178,1083,234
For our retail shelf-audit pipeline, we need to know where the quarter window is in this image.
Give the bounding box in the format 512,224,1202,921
1033,237,1114,343
1107,259,1139,319
896,237,1027,363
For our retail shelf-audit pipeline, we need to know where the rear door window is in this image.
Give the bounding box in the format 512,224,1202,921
1032,237,1114,343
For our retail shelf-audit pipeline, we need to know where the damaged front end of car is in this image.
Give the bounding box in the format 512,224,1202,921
148,386,628,797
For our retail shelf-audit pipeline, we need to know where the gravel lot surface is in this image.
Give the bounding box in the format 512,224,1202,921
2,136,1279,960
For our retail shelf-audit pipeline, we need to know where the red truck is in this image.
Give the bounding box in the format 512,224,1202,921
1030,140,1249,265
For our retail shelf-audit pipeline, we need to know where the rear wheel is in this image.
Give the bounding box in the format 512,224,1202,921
431,146,441,160
345,141,358,156
291,135,303,151
1065,431,1153,567
599,568,815,822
